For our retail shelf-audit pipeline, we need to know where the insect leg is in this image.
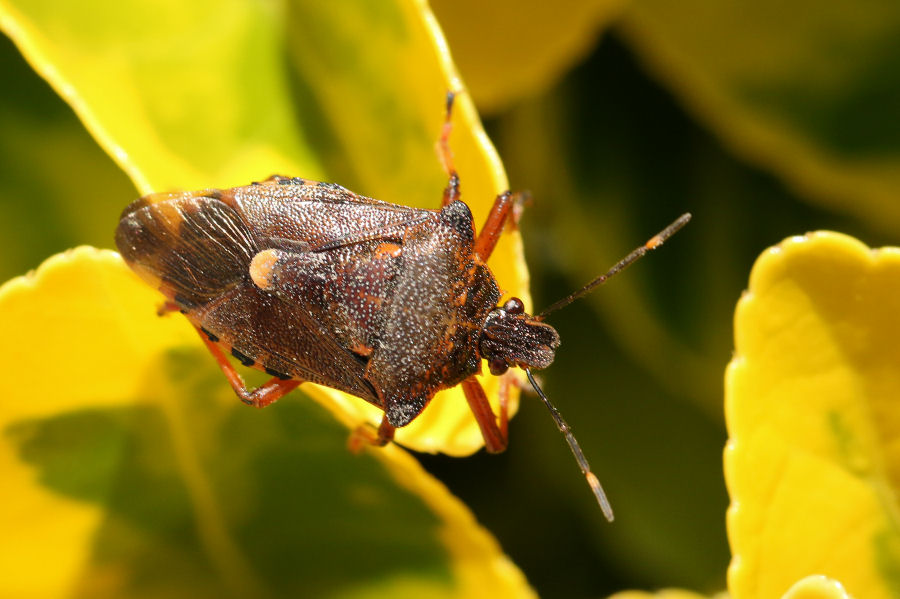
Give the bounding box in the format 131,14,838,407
461,376,507,453
437,91,461,207
193,326,302,408
157,300,181,316
473,191,529,261
497,374,511,442
492,370,534,444
347,415,396,453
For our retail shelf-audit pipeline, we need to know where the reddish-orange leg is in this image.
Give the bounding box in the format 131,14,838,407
435,92,523,261
460,369,519,453
497,373,511,440
157,300,181,316
190,318,394,448
438,91,461,207
458,188,522,452
348,415,396,453
461,377,507,453
156,300,303,408
193,327,302,408
436,92,525,453
475,191,526,262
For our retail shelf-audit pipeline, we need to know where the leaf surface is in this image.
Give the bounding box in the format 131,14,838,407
0,248,534,598
727,232,900,599
430,0,625,113
623,0,900,233
0,0,530,455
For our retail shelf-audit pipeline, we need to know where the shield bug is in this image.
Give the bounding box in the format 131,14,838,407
115,93,690,521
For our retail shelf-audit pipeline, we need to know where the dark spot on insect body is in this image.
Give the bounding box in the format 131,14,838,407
231,347,255,367
201,327,219,342
264,366,292,380
440,200,475,242
278,177,305,186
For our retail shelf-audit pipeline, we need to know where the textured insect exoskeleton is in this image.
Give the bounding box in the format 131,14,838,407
115,93,690,521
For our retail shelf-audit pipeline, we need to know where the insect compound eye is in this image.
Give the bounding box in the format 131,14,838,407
488,357,509,376
503,297,525,315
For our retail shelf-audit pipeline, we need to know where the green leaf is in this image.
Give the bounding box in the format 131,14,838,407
0,0,531,454
621,0,900,234
0,0,538,595
0,248,534,598
0,34,134,282
0,0,318,192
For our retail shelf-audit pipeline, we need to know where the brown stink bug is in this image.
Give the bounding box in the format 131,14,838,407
115,93,690,521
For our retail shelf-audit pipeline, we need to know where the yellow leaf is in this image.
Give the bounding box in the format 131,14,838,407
0,0,530,455
782,575,854,599
609,589,723,599
0,57,135,281
430,0,626,113
0,0,318,193
726,232,900,599
0,248,535,598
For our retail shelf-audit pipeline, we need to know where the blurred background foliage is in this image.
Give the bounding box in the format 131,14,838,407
428,0,899,595
1,0,898,597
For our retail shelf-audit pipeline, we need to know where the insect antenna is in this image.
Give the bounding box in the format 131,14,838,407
525,368,615,522
537,213,691,320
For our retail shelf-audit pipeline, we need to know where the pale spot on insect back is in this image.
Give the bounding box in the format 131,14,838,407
249,249,279,290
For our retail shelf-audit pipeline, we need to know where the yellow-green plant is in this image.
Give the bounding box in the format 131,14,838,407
2,0,899,597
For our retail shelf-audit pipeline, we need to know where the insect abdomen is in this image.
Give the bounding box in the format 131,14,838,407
115,191,258,308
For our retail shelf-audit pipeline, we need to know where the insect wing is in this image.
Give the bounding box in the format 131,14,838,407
250,239,403,362
116,191,256,307
115,186,394,405
227,179,431,251
195,281,380,402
